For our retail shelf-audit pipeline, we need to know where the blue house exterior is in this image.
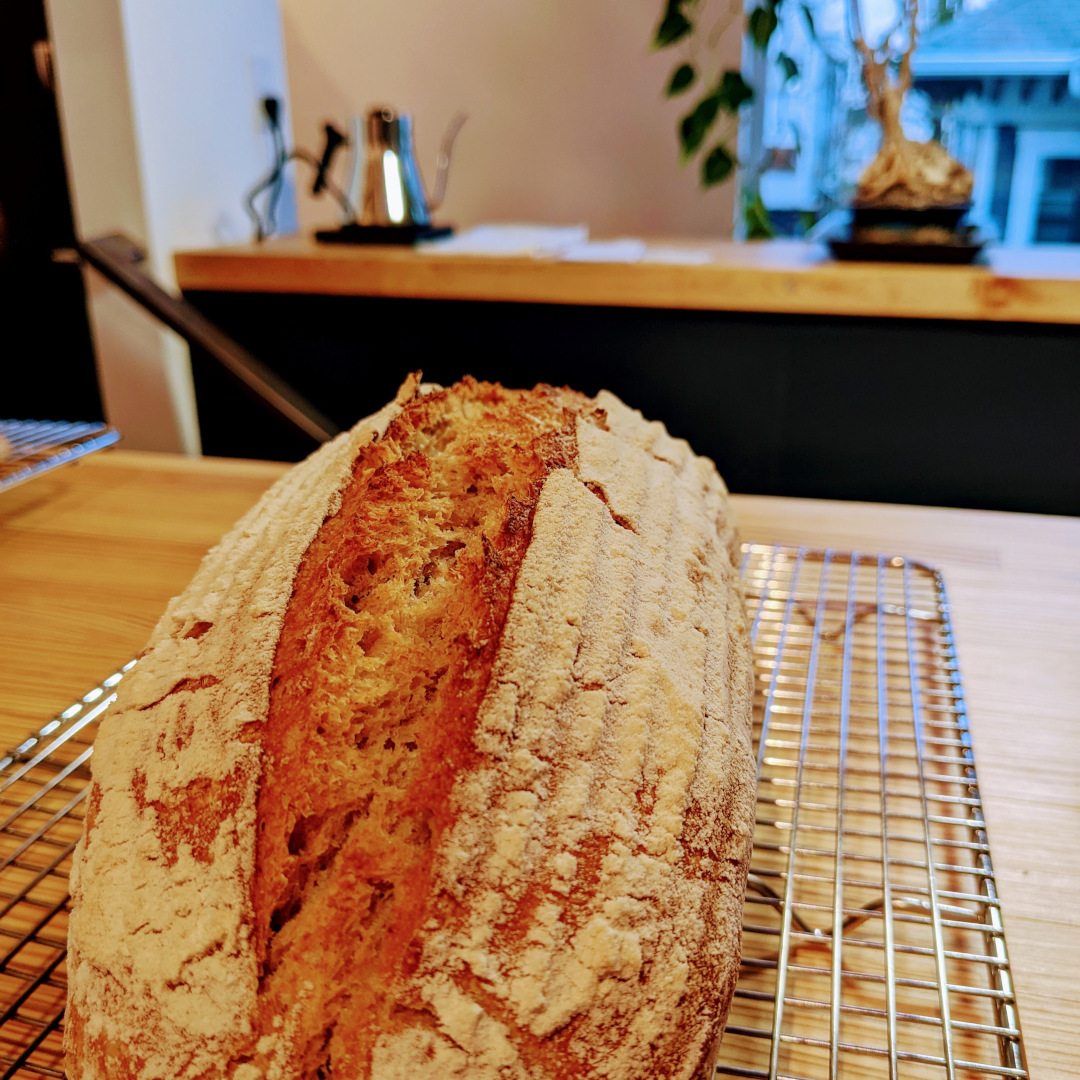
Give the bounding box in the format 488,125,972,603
749,0,1080,243
912,0,1080,243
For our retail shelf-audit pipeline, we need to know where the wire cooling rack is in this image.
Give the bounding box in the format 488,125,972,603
0,547,1025,1079
0,660,131,1079
719,546,1026,1080
0,421,119,494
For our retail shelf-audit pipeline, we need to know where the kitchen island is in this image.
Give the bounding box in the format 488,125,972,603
174,237,1080,515
1,449,1076,1076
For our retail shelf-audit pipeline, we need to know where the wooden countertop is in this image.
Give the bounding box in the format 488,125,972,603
1,450,1077,1076
174,234,1080,325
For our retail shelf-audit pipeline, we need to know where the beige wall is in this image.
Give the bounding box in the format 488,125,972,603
280,1,741,239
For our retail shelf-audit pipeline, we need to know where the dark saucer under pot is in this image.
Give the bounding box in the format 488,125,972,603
851,203,970,231
828,202,984,263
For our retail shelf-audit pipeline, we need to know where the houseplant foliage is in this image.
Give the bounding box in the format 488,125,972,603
654,0,973,232
653,0,791,237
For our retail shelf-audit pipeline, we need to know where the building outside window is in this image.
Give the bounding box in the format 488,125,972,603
743,0,1080,245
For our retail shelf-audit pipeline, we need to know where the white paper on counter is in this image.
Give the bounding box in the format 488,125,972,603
560,238,648,263
640,246,713,265
417,223,589,257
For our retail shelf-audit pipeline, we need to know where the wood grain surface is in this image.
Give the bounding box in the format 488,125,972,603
0,450,1075,1077
173,235,1080,325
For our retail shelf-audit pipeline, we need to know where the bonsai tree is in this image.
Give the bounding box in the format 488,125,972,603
850,0,972,207
653,0,974,229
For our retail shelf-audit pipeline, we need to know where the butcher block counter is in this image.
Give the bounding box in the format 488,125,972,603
174,236,1080,325
0,450,1076,1077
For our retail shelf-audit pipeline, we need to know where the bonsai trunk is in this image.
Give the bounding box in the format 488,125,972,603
852,0,973,208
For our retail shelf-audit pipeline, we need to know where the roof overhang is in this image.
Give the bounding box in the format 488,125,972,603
913,51,1080,77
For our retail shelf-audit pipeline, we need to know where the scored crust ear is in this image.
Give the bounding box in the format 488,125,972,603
393,371,424,405
393,371,444,406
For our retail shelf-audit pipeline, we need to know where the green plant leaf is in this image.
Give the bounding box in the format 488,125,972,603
742,187,776,240
678,92,721,157
666,62,696,96
777,53,798,82
654,5,693,48
702,144,736,186
748,5,779,50
679,91,722,157
716,69,754,111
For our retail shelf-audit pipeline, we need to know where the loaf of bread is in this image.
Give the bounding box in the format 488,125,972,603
65,376,756,1080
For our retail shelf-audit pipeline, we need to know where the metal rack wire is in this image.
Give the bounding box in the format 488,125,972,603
0,659,131,1079
0,547,1025,1079
0,421,119,494
719,545,1026,1080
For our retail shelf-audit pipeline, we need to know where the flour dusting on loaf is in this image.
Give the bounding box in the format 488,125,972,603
65,377,755,1080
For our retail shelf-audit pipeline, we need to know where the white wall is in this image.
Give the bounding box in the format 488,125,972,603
280,0,741,239
46,0,186,454
120,0,296,284
46,0,295,454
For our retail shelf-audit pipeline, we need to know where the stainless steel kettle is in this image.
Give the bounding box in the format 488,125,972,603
355,106,465,227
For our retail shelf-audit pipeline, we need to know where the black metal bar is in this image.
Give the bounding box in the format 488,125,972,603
76,234,339,445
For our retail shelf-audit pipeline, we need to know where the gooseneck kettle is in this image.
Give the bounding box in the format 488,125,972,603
357,106,466,228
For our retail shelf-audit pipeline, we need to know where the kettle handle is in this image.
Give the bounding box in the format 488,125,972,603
429,112,467,213
343,114,364,223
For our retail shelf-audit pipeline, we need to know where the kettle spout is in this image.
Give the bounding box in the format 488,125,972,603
429,112,467,213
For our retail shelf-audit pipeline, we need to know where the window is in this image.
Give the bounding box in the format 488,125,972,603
744,0,1080,246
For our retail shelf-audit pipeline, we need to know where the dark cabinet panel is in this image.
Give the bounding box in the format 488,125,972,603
184,289,1080,516
0,0,100,422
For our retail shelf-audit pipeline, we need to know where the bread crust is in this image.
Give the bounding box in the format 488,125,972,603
65,378,754,1080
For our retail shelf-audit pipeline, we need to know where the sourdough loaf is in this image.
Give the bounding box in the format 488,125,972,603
65,376,756,1080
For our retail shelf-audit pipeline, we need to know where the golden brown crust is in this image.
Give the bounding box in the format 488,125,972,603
65,377,754,1080
64,385,414,1080
251,380,586,1077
